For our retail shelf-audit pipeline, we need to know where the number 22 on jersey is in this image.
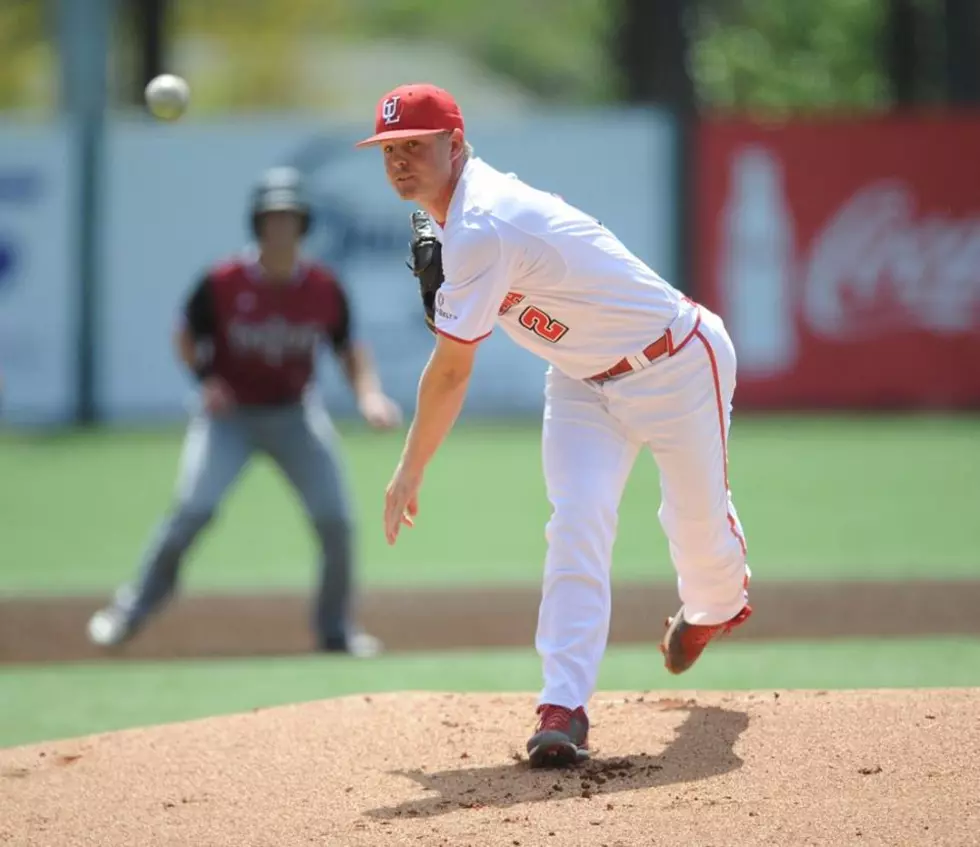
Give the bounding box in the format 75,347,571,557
499,292,569,344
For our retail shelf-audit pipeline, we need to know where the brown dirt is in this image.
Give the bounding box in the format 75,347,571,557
2,689,978,846
2,579,980,664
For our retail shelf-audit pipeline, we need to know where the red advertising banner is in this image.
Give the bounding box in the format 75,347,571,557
695,114,980,409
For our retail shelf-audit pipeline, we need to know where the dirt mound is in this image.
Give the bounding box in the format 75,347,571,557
2,690,978,846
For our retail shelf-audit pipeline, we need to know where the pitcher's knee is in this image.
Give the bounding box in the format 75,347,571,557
545,502,617,556
661,505,745,559
548,497,616,533
545,499,619,575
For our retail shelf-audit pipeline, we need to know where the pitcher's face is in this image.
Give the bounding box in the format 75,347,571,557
382,131,460,202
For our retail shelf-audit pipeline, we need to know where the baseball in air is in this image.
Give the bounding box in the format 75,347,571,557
144,74,190,121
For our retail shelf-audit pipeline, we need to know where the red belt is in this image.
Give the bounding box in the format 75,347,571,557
588,308,702,384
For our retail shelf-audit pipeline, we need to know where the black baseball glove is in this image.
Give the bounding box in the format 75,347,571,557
407,209,444,334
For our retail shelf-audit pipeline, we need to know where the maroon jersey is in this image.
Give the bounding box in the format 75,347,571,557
181,256,351,406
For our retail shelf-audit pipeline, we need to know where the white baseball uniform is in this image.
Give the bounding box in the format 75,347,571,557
432,156,750,711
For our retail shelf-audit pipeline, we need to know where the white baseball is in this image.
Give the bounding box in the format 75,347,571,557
144,74,190,122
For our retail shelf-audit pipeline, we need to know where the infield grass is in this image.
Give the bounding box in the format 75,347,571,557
3,637,980,749
0,414,977,593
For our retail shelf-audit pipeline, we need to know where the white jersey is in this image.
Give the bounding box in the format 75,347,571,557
432,157,696,379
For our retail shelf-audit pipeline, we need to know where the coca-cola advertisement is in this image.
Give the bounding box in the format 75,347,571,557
695,115,980,409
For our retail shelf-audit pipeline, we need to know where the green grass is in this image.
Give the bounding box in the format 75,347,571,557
0,414,978,593
3,637,980,749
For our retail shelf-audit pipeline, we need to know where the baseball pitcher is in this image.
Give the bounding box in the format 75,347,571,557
87,167,401,657
356,84,752,766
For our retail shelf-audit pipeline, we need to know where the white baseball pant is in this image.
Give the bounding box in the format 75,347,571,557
535,304,750,711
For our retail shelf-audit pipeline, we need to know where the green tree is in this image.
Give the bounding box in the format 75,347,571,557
172,0,344,111
169,0,613,111
692,0,889,114
0,0,55,113
136,0,903,115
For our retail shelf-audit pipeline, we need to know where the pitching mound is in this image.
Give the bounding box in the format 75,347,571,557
2,690,978,846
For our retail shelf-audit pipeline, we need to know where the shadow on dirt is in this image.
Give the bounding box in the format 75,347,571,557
365,703,749,821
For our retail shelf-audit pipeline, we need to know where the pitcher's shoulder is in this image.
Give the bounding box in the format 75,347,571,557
442,212,502,275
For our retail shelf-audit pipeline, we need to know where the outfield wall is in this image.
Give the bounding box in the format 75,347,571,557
695,114,980,410
0,123,78,425
3,108,980,426
0,109,677,425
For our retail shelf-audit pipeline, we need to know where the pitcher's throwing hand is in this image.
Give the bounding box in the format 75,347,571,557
383,463,420,544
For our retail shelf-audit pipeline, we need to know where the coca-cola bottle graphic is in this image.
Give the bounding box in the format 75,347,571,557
720,145,797,378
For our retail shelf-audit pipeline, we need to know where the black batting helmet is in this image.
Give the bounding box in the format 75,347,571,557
249,166,313,238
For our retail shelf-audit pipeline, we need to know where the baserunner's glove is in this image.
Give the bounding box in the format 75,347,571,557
407,210,444,335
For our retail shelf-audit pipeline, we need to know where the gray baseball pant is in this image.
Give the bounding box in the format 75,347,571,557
117,400,355,647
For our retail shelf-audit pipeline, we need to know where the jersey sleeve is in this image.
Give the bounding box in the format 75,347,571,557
326,278,353,352
435,221,509,344
181,273,216,338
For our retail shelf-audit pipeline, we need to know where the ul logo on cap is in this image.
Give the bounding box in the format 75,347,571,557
381,96,401,125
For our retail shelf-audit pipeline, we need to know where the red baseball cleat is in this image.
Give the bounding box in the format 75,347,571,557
526,704,590,768
660,605,753,674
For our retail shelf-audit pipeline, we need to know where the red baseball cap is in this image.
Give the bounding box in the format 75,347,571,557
355,83,464,148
